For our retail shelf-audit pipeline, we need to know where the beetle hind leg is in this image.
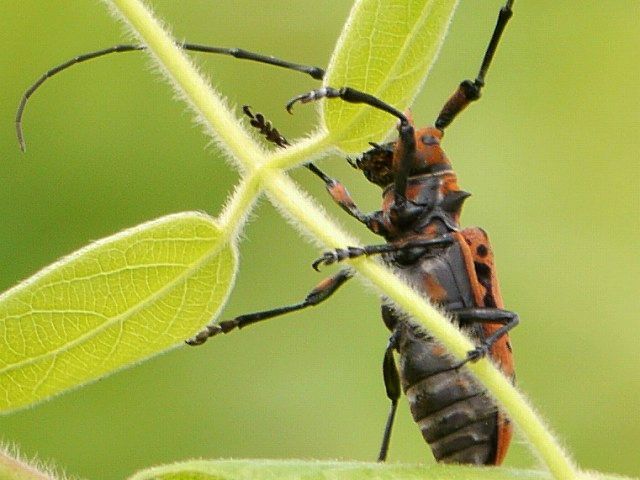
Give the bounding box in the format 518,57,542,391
378,332,401,462
451,307,519,367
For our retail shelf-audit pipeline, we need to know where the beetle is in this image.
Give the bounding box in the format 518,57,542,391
17,0,517,466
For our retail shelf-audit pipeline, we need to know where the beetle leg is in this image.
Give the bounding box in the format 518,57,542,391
240,107,388,236
285,86,416,202
435,0,514,131
282,87,424,214
283,84,419,207
286,86,409,125
186,269,353,346
312,235,454,271
378,332,401,462
305,163,388,236
450,308,519,367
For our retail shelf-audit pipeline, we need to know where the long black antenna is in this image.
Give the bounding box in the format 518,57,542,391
435,0,514,131
15,43,326,151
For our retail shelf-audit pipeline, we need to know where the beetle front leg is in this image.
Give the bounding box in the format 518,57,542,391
434,0,514,131
305,163,388,236
286,86,408,125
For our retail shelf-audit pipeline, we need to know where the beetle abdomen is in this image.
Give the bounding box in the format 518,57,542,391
397,320,499,464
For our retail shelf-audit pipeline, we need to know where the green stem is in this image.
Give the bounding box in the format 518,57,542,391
104,0,263,173
216,173,261,241
265,131,334,171
216,133,333,240
105,1,578,479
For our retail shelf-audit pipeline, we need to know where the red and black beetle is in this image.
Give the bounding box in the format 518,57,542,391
191,0,519,465
17,0,517,466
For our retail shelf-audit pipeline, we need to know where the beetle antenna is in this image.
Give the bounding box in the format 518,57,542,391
16,43,325,151
435,0,514,131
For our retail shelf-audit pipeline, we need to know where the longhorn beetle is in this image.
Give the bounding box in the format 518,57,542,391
17,0,518,466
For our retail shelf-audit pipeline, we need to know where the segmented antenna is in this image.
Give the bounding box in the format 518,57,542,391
242,106,290,148
16,43,325,151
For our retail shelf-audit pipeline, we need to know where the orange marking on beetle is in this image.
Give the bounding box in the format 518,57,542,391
457,228,514,465
431,343,448,357
327,182,356,208
313,276,336,292
405,182,423,201
425,224,440,237
424,274,448,303
441,173,461,195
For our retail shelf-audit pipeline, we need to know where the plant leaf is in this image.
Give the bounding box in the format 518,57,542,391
322,0,459,152
0,212,237,413
127,459,633,480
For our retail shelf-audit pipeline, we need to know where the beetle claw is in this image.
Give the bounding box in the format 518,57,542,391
312,251,339,271
286,92,313,113
454,343,490,368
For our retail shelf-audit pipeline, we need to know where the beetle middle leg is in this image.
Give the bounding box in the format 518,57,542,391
312,236,455,270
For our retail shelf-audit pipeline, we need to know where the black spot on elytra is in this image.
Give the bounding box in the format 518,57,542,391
483,292,496,307
474,261,491,285
476,244,488,257
474,261,496,307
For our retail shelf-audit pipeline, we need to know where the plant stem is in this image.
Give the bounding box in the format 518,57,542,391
216,174,261,241
105,1,579,478
103,0,263,173
0,450,55,480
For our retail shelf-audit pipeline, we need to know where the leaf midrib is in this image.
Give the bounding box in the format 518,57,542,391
0,234,229,376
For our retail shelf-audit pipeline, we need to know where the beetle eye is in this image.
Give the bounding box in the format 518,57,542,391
421,135,439,145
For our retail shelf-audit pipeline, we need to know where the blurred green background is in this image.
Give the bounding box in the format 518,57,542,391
0,1,638,479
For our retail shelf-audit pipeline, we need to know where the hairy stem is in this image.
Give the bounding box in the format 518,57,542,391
0,449,56,480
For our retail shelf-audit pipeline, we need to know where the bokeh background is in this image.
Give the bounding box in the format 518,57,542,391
0,1,638,479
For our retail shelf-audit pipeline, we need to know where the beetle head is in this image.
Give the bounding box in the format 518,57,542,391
393,126,452,177
351,124,452,188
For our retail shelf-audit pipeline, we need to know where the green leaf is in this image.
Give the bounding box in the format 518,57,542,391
0,212,237,413
322,0,459,152
127,459,634,480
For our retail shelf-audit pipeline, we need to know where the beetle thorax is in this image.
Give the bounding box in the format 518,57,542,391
380,171,468,240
